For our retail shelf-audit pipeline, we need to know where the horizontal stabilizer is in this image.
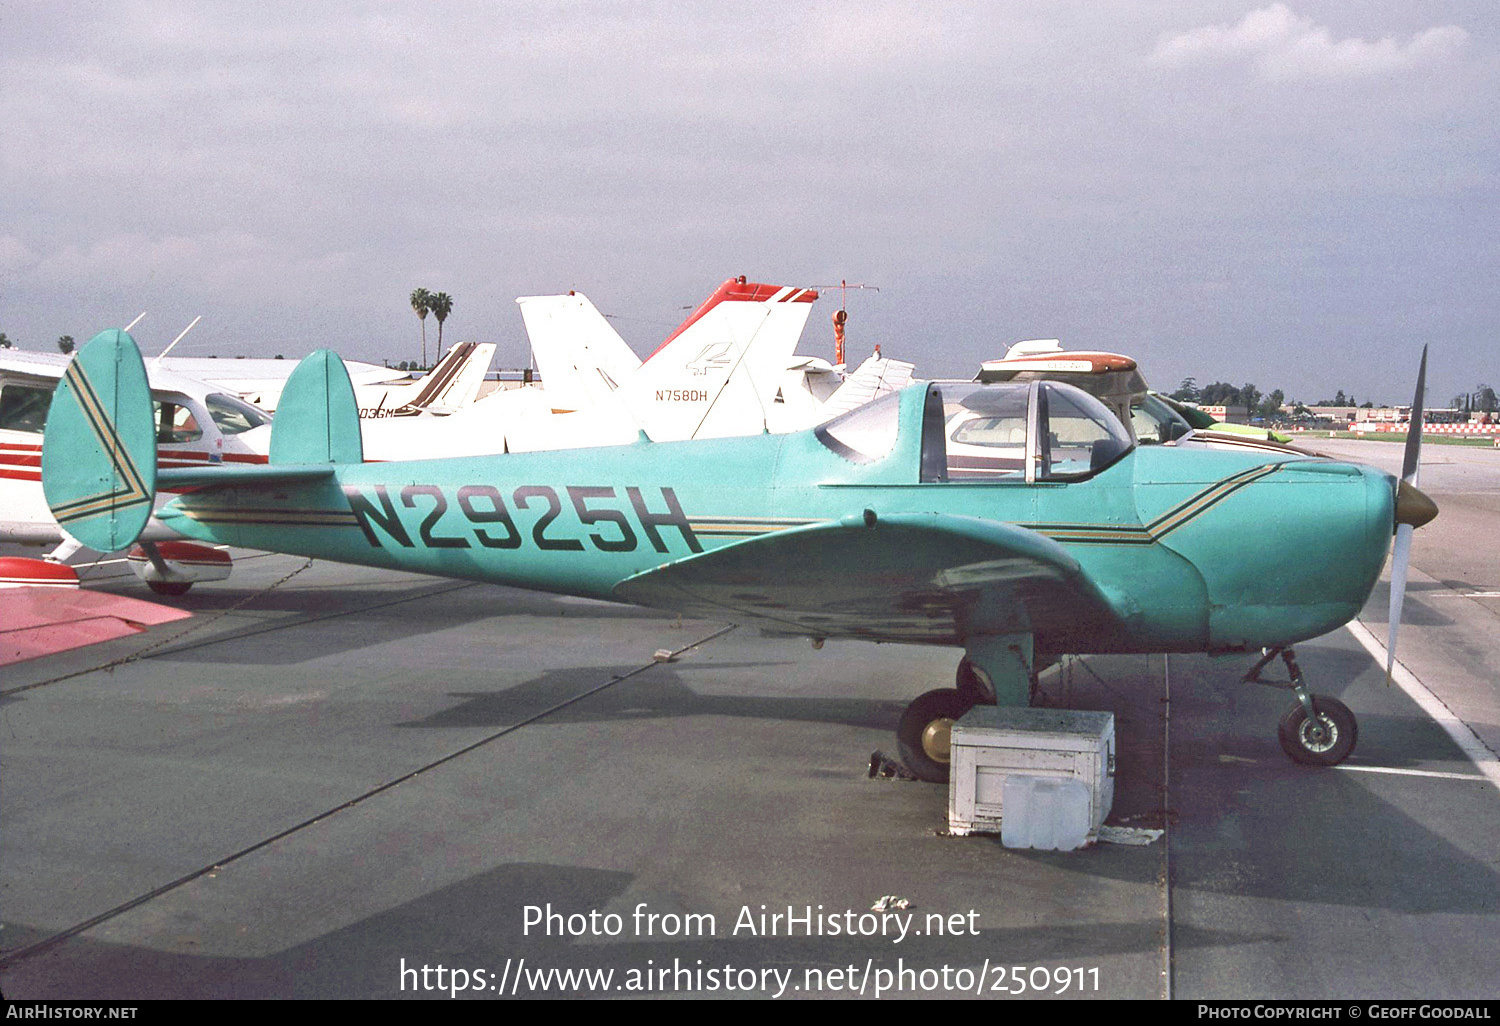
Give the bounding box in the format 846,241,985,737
820,355,917,420
159,464,337,490
613,512,1123,645
269,350,363,464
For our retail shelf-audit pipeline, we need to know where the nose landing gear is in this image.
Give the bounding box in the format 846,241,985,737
1245,647,1357,766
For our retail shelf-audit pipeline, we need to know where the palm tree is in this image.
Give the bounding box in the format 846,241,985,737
410,288,432,368
57,335,75,354
428,292,453,361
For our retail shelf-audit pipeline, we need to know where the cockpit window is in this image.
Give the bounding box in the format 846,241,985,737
205,392,271,435
0,383,52,434
816,389,903,463
1131,393,1191,445
1038,382,1132,480
936,383,1030,481
921,381,1132,484
153,401,203,444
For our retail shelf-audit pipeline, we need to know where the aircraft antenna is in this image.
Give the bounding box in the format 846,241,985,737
152,316,202,368
123,312,146,332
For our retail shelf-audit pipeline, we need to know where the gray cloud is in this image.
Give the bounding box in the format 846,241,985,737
1149,4,1468,81
0,2,1493,403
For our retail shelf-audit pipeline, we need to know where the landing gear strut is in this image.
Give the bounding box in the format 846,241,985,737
896,633,1035,784
1245,647,1357,766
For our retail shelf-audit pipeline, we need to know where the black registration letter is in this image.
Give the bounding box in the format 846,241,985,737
513,485,584,551
626,486,702,554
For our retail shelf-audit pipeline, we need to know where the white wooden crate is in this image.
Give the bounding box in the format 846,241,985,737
947,707,1116,846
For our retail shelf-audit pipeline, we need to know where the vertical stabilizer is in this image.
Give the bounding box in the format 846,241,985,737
621,278,818,440
517,293,641,412
41,330,158,552
404,341,496,414
269,350,364,464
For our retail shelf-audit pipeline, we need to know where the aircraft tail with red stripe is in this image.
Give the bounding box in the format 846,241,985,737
620,277,818,441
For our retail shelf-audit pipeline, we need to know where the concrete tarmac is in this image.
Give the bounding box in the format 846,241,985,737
1,440,1496,1000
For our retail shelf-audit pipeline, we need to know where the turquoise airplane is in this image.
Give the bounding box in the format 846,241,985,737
42,331,1437,782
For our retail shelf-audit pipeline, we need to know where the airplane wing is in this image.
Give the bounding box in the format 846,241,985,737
1,584,190,666
612,512,1128,647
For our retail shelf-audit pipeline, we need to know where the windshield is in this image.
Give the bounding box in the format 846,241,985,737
815,389,903,463
1039,382,1133,479
205,392,271,435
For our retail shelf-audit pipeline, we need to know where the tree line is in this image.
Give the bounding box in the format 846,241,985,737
1173,377,1498,420
0,333,76,353
1171,379,1289,421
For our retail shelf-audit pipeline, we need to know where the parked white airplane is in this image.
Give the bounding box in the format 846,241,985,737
362,277,822,458
975,339,1314,456
1,347,273,592
215,340,496,418
361,277,914,460
153,355,410,397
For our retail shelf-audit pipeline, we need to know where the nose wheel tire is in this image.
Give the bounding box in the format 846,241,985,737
1277,696,1357,766
147,580,192,597
897,688,975,784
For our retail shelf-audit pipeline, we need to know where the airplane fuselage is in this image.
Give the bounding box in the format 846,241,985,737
157,415,1395,658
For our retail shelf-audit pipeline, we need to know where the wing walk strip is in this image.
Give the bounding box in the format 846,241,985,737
50,360,154,525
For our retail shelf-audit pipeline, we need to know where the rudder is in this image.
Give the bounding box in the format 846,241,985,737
269,350,364,464
41,330,158,552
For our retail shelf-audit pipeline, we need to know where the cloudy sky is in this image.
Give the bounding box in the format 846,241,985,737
1,2,1493,405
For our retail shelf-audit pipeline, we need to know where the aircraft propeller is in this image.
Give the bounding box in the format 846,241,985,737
1386,345,1438,683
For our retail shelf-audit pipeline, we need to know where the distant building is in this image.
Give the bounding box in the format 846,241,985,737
1196,404,1250,425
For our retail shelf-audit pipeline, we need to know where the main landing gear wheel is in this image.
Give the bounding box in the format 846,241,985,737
1277,696,1357,766
897,688,974,784
147,580,192,597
